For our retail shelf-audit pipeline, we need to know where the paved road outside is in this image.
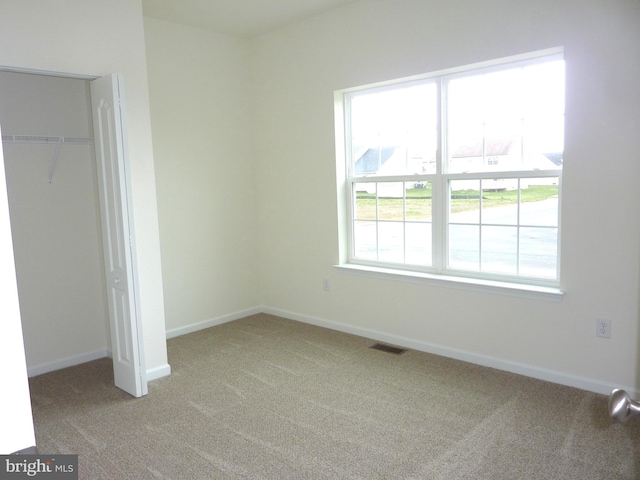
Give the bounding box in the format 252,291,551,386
354,197,558,278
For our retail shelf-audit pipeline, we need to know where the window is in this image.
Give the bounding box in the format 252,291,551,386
339,49,564,288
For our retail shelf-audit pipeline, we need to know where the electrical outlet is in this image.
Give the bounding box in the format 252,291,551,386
323,278,331,291
596,318,611,338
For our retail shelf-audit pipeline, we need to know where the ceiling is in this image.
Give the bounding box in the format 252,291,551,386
141,0,359,38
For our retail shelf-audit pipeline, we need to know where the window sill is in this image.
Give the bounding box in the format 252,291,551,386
334,263,564,302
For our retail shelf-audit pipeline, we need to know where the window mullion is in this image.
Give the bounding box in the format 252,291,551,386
403,183,407,264
516,178,521,275
432,77,446,273
345,96,357,265
478,179,483,271
375,183,380,261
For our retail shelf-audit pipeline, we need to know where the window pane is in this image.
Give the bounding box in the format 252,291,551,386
522,61,565,158
378,182,404,221
449,224,479,270
406,223,432,266
406,181,432,221
450,180,480,224
446,60,564,174
519,227,558,278
520,179,559,227
480,179,518,226
350,83,438,175
524,117,564,170
481,226,517,274
353,220,377,260
354,182,376,220
378,222,404,263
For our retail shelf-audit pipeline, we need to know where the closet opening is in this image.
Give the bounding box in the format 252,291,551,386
0,69,146,398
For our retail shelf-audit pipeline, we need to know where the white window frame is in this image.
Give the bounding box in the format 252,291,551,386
335,48,565,300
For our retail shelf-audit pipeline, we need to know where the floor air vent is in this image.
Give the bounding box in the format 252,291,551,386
369,343,407,355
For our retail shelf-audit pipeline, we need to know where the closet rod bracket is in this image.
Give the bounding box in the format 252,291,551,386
48,138,63,184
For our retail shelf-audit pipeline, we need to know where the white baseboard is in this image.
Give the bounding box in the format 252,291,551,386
162,305,635,398
146,363,171,382
260,305,636,398
27,349,109,378
28,348,171,384
165,306,263,339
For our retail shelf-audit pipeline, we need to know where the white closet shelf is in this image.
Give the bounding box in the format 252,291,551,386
2,134,93,145
2,134,94,183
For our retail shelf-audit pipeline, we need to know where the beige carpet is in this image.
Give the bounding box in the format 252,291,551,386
30,314,640,479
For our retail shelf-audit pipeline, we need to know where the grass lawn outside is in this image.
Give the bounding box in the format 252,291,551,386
355,184,559,221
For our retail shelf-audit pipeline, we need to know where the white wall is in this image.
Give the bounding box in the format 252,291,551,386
251,0,640,394
0,130,35,454
0,1,169,380
0,72,110,375
141,0,640,395
144,18,260,335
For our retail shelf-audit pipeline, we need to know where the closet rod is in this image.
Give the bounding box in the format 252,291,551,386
1,134,94,183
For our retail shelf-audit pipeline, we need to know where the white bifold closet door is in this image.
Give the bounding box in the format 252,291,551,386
91,75,147,398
